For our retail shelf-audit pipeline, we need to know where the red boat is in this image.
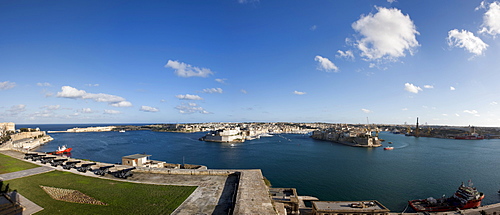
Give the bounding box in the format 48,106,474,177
408,180,484,212
47,145,72,154
455,134,484,140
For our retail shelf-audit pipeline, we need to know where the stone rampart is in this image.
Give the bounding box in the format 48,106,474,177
10,131,46,142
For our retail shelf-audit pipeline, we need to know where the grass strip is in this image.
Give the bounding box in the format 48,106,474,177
0,153,40,174
6,170,196,215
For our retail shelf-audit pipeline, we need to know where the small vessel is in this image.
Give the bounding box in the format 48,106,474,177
408,180,484,212
454,134,484,140
259,133,274,137
384,146,394,150
119,130,126,133
47,145,72,154
388,141,393,144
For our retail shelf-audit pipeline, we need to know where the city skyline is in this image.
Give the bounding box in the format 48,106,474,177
1,0,500,126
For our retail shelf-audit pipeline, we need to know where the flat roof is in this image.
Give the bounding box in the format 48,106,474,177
122,154,151,159
313,201,390,212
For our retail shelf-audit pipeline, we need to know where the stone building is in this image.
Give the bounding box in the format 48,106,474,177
122,154,165,168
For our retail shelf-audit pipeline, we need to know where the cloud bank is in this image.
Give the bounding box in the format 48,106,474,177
175,103,210,114
140,106,159,112
0,81,16,90
175,94,203,100
165,60,214,78
202,88,223,94
56,86,132,107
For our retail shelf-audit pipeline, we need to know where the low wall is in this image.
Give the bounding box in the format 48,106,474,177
134,167,232,175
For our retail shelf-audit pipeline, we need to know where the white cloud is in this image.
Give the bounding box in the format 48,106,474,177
478,1,500,37
450,86,456,91
56,86,132,107
404,83,422,94
0,81,16,90
104,109,121,114
44,105,60,110
336,50,355,60
202,88,223,94
215,78,227,84
423,85,434,89
402,108,408,111
165,60,214,78
361,108,372,113
387,0,397,3
85,83,99,87
140,106,159,112
293,90,306,95
110,101,133,107
447,29,488,56
463,110,480,116
241,89,248,94
491,101,498,105
351,6,419,61
37,82,51,87
310,25,317,31
80,108,94,113
8,104,26,113
314,55,339,72
238,0,259,4
175,103,211,114
175,94,203,100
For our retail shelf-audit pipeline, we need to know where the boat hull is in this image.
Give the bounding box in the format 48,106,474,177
47,148,72,155
409,194,484,212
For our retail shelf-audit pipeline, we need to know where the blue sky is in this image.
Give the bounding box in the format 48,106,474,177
1,0,500,126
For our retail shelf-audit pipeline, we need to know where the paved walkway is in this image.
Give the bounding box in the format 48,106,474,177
0,160,50,214
0,166,54,181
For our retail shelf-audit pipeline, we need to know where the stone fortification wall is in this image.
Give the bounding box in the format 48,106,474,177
0,122,15,133
10,131,46,142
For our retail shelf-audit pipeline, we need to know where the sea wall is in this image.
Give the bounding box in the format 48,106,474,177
10,131,46,142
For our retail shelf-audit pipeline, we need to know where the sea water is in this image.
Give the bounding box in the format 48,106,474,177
25,124,500,211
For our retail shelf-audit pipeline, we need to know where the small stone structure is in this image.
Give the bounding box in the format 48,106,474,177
312,200,390,215
269,188,300,214
122,154,165,168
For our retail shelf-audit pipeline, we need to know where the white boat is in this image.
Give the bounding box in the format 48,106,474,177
119,130,125,133
259,133,273,137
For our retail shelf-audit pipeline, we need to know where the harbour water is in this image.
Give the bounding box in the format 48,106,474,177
24,124,500,211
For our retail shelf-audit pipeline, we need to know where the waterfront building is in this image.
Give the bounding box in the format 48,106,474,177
200,127,245,143
312,200,390,215
122,154,165,168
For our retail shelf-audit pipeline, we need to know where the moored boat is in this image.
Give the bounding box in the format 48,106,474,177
408,180,484,212
455,134,484,140
47,145,72,154
383,146,394,150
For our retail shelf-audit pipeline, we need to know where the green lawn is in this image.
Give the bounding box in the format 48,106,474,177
0,153,40,174
6,171,196,215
